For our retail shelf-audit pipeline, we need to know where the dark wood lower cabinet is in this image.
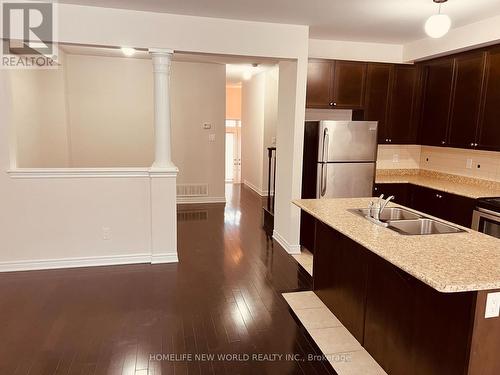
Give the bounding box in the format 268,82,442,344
300,211,316,253
364,255,417,375
373,183,412,206
314,222,369,342
312,220,500,375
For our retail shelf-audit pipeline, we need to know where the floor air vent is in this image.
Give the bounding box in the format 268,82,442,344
176,184,209,197
177,210,209,222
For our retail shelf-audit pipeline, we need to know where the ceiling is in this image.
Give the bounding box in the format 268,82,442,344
59,0,500,43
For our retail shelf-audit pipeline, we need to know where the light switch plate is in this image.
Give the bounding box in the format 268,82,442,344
209,133,216,142
466,159,473,169
392,154,399,163
485,292,500,319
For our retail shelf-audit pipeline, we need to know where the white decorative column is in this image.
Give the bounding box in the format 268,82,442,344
150,48,175,169
148,48,179,264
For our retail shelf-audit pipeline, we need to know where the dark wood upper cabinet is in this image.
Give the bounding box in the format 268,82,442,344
386,65,420,144
306,60,366,109
364,63,392,143
332,61,367,109
478,46,500,151
420,59,455,147
448,52,486,149
306,60,333,108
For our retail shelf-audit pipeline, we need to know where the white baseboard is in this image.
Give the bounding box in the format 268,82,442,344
177,196,226,204
0,253,153,273
151,253,179,264
272,230,301,255
243,180,269,197
0,252,179,273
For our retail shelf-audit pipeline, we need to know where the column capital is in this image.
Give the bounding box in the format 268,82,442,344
148,48,174,56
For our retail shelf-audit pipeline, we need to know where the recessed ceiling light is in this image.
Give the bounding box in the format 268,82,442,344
425,0,451,38
121,47,136,57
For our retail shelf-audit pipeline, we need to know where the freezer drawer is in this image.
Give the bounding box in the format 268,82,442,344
317,162,375,198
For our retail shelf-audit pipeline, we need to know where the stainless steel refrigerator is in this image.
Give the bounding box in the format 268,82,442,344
316,121,378,198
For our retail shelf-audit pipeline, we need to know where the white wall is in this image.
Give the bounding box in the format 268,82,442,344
262,67,279,191
241,72,265,194
66,54,154,167
170,61,226,201
241,67,279,196
10,51,70,168
309,39,405,63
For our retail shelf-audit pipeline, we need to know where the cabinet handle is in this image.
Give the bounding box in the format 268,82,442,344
470,142,475,147
329,102,334,106
474,143,478,147
333,102,337,106
389,139,392,143
435,194,443,199
441,140,446,145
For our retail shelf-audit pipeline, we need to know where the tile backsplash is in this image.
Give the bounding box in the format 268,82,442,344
420,146,500,182
377,145,500,182
377,145,421,170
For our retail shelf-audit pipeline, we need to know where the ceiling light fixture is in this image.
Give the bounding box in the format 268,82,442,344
425,0,451,39
121,47,136,57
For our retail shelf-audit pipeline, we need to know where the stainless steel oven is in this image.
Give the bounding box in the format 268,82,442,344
472,198,500,239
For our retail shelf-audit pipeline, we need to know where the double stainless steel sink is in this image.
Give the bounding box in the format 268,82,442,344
349,207,465,235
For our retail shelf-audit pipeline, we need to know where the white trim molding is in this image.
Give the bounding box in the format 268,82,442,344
151,253,179,264
243,180,269,197
7,168,152,179
273,230,301,255
0,253,154,273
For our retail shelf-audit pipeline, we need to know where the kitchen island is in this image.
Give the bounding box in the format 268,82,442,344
294,197,500,375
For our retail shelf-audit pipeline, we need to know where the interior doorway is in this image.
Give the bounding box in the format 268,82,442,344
225,120,241,183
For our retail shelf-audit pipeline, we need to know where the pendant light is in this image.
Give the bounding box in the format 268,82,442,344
425,0,452,38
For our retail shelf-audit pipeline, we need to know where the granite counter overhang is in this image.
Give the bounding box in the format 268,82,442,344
294,197,500,293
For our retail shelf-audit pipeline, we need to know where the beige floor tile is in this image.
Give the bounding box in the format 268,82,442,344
282,291,324,310
303,263,313,276
331,350,387,375
294,307,342,330
309,326,362,354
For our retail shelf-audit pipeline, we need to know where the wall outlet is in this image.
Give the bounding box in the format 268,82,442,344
202,122,212,130
102,227,112,241
466,159,473,169
485,292,500,319
392,154,399,163
209,133,216,142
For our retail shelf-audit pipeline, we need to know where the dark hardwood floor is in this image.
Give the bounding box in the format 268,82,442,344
0,184,334,375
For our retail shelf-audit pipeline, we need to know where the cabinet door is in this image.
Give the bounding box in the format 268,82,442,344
420,59,455,147
386,65,420,144
364,255,417,375
448,52,486,149
411,185,445,219
314,222,369,342
373,183,411,207
364,63,392,144
306,60,333,108
332,61,367,109
478,47,500,151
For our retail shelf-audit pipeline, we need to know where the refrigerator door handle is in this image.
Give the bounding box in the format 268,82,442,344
322,128,330,163
320,163,327,197
320,128,329,197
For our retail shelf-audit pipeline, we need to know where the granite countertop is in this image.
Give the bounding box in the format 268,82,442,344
294,197,500,293
376,169,500,199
